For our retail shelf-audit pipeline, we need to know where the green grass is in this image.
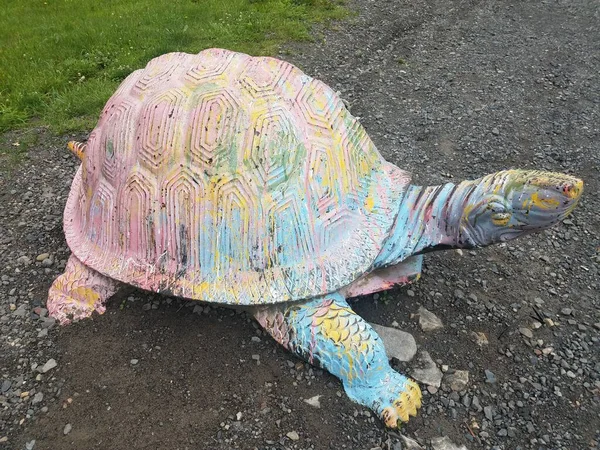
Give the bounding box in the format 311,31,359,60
0,0,345,134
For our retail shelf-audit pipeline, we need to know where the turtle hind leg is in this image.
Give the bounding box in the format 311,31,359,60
48,254,120,325
253,292,422,428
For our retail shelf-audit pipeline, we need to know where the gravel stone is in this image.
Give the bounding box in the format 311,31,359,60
410,350,443,388
286,431,300,441
40,359,57,373
400,435,424,449
303,395,321,408
443,370,469,391
484,369,497,384
1,380,11,393
519,327,534,338
370,323,417,362
417,306,444,332
431,436,468,450
470,331,489,346
17,256,32,266
31,392,43,405
41,258,53,267
484,405,494,421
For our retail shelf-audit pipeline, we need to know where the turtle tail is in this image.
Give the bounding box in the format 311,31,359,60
67,141,86,160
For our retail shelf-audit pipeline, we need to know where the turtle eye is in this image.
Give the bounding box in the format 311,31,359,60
491,212,511,226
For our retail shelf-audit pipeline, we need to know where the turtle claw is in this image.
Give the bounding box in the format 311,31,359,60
379,378,421,428
347,373,422,429
380,380,421,427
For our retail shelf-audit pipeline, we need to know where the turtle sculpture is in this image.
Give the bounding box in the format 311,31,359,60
47,49,583,428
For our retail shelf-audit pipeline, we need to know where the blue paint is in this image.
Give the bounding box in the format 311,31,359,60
374,183,459,268
284,292,414,420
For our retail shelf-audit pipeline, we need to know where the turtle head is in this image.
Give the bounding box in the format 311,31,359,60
458,170,583,246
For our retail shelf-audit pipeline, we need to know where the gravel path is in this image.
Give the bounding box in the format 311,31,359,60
1,0,599,449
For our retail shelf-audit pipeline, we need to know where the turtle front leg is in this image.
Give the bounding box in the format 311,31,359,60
253,292,421,428
48,254,120,325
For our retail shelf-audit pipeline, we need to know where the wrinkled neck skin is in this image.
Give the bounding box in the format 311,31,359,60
374,181,476,268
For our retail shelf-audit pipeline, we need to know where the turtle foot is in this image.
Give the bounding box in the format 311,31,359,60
47,289,107,325
345,372,422,428
47,255,119,325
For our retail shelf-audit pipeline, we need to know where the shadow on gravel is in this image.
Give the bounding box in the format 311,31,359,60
18,298,372,450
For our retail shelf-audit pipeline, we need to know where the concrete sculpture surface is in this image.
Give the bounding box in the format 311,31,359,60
48,49,583,428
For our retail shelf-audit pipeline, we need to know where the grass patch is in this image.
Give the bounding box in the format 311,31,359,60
0,0,345,135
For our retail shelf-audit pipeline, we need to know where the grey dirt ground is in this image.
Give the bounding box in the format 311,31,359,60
1,0,599,449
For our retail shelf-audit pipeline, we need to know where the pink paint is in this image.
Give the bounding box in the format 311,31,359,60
340,256,422,298
61,49,410,306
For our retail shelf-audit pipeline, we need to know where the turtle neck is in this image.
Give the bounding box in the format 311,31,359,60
373,180,477,268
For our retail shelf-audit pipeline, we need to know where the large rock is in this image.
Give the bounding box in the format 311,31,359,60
369,323,417,362
410,350,443,388
417,306,444,331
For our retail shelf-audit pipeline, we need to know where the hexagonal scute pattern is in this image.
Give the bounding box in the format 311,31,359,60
243,106,305,190
100,100,138,183
136,89,187,170
186,88,242,170
64,49,411,306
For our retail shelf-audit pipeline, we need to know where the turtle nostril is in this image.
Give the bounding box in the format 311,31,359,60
562,179,583,200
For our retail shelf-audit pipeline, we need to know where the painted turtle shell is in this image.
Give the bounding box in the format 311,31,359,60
64,49,411,305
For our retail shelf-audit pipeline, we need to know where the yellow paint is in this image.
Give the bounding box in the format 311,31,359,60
491,213,511,226
461,203,474,224
67,141,85,160
317,307,369,355
359,159,368,176
315,96,327,111
71,286,100,307
528,192,560,209
177,277,212,299
365,195,375,212
566,179,584,199
382,378,422,426
194,280,210,292
312,303,374,382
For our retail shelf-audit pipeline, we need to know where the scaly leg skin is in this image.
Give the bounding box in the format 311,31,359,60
254,292,421,428
48,254,120,325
